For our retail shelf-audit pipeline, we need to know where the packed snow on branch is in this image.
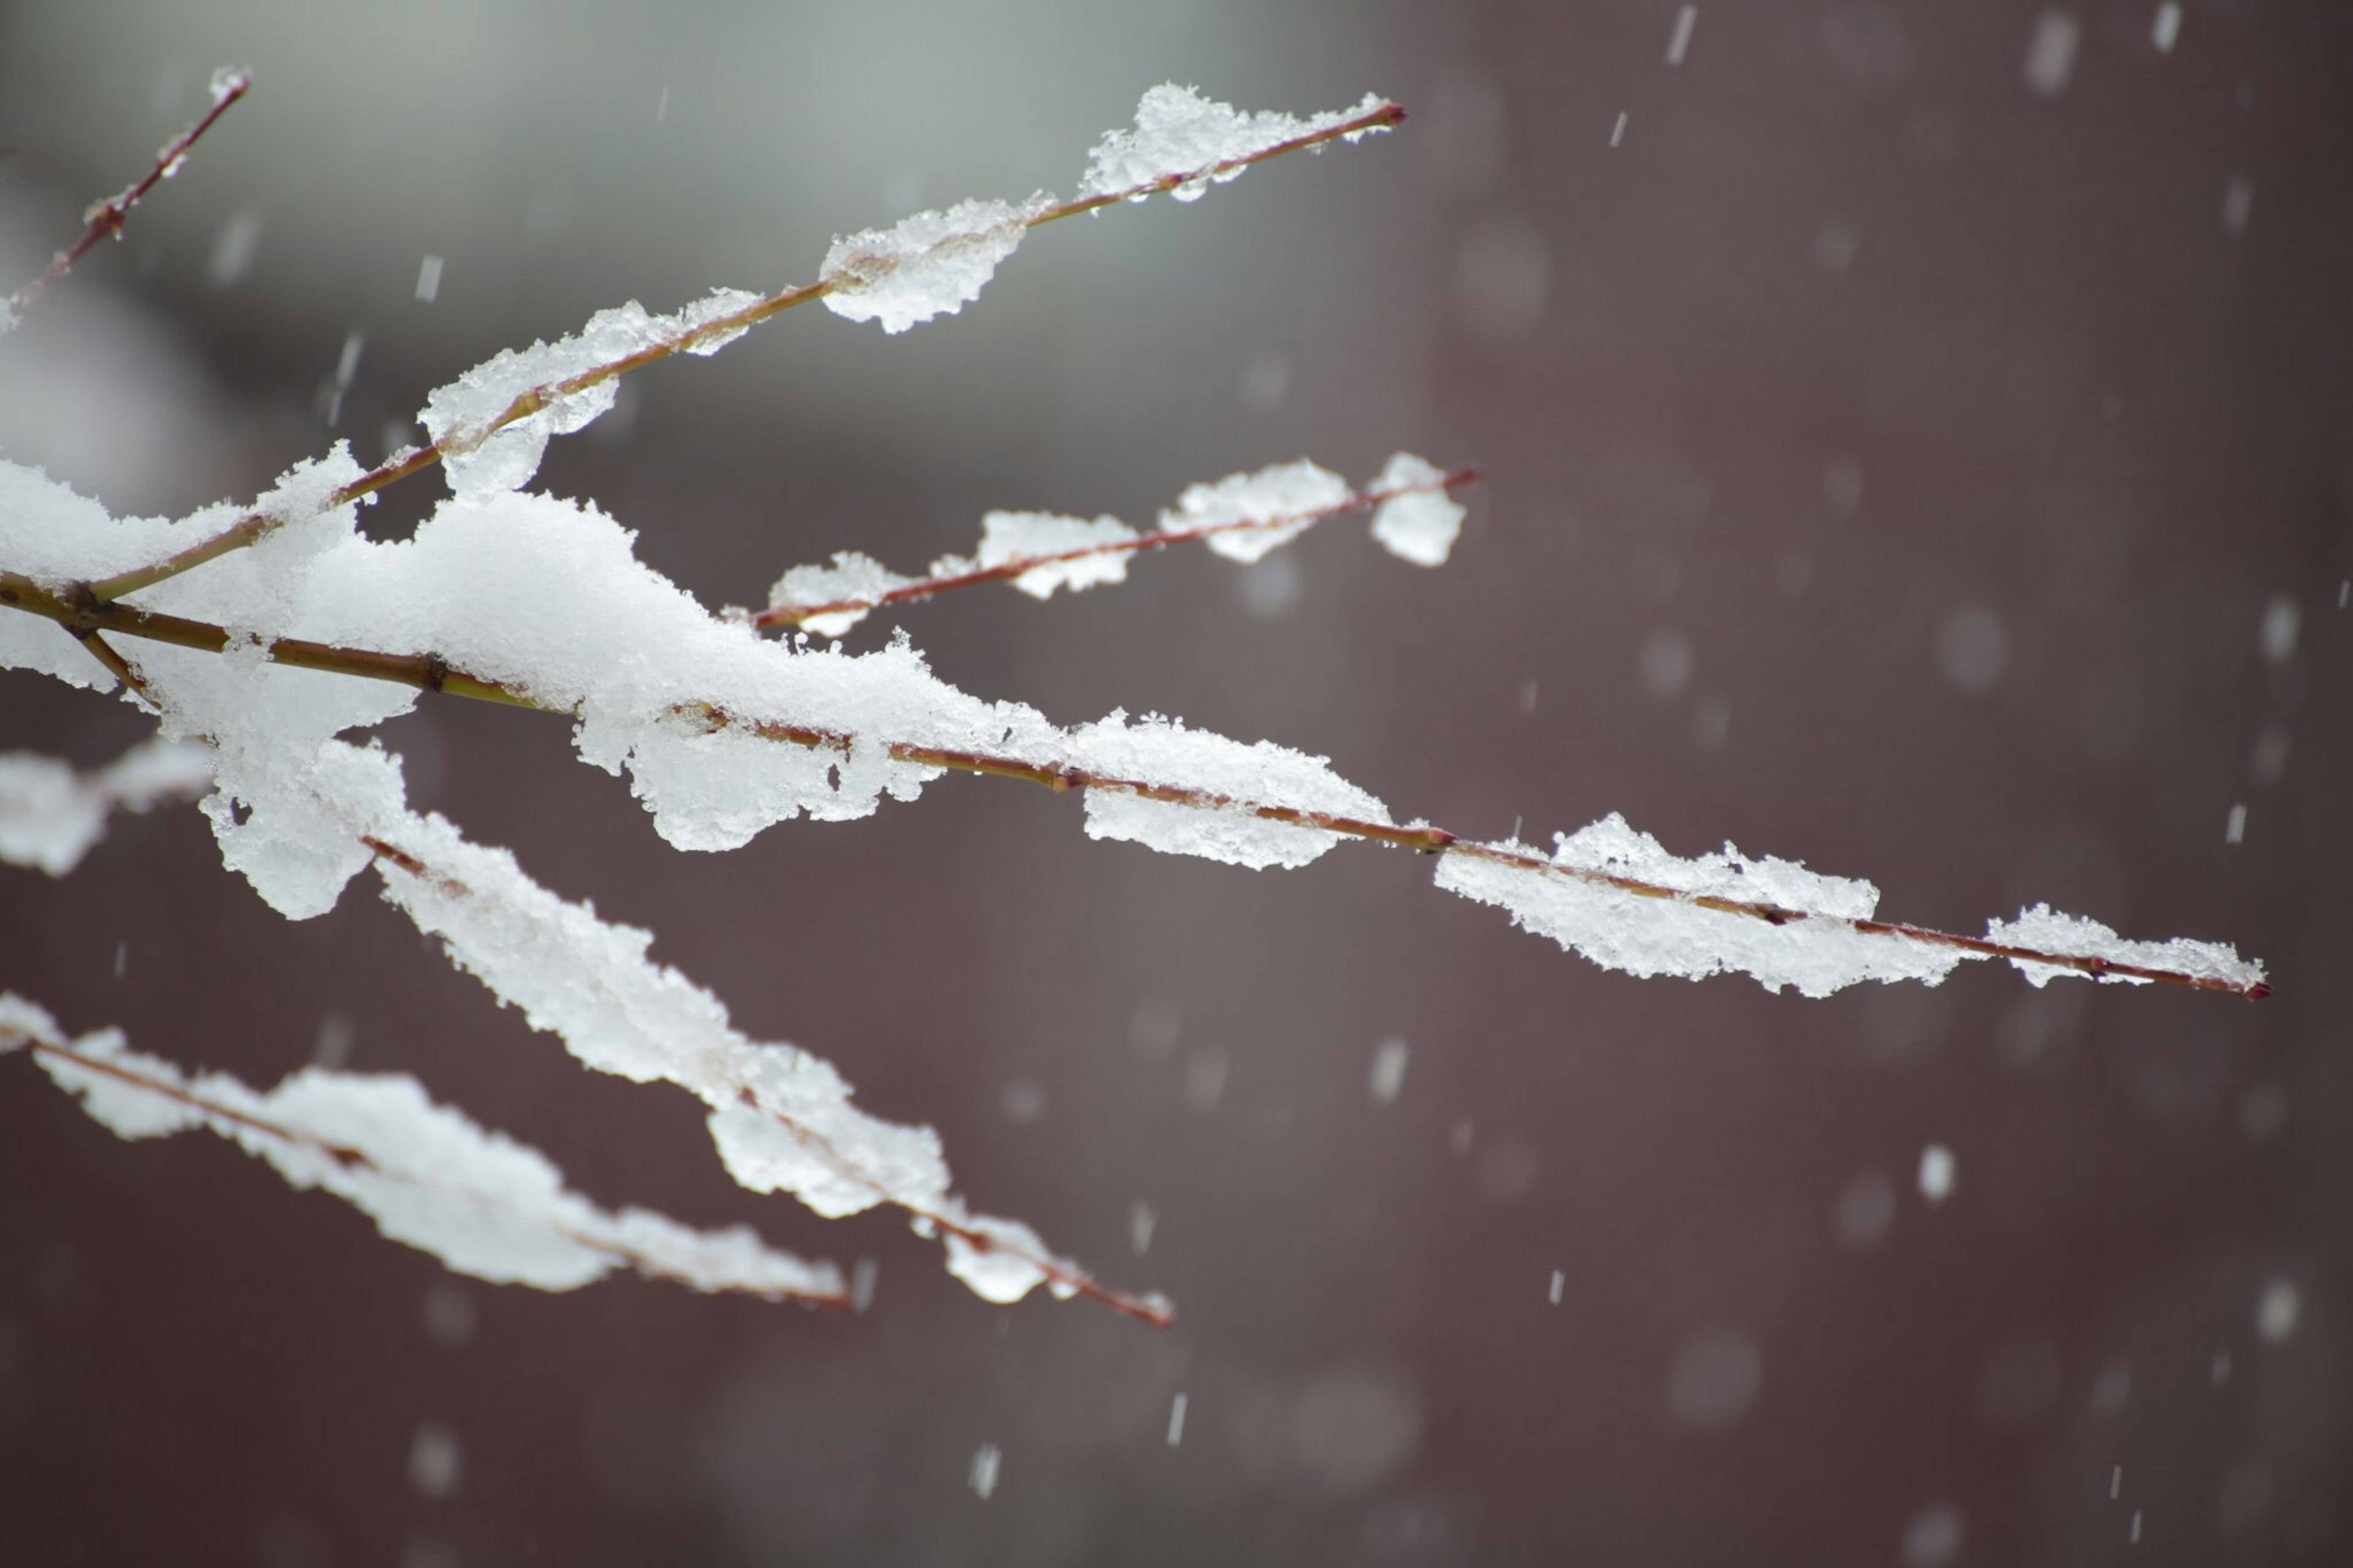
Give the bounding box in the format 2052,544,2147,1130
419,288,761,494
820,196,1052,335
819,84,1389,333
1078,84,1392,203
1988,904,2266,991
1436,815,2264,998
0,993,844,1302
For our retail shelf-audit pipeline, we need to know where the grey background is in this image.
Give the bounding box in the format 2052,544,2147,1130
2,1,2347,1564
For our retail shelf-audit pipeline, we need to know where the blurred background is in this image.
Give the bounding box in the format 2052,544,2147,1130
2,1,2348,1563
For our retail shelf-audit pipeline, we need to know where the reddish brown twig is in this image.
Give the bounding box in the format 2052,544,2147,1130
82,97,1406,604
753,466,1482,631
2,69,251,326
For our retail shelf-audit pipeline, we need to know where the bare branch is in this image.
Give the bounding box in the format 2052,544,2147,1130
2,67,251,327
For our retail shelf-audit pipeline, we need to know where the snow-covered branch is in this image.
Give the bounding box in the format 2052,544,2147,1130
757,456,1477,637
1,67,251,331
0,70,2268,1338
0,993,849,1306
76,87,1401,604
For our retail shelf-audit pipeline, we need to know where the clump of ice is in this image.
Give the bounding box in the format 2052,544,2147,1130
1168,459,1352,564
6,991,841,1301
1079,85,1390,203
1987,903,2264,991
1368,452,1465,566
419,287,759,494
979,512,1139,598
820,197,1049,335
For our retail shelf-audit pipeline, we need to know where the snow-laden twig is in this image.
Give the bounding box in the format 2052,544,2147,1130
0,470,2268,998
335,763,1170,1324
77,86,1402,604
0,993,849,1306
0,736,213,875
1,67,251,331
757,456,1477,636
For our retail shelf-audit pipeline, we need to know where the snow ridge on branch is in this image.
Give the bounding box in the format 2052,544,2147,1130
1,993,848,1306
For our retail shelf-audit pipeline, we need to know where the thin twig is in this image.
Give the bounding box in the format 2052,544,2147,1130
1,572,2265,999
754,466,1481,631
2,1021,851,1310
2,70,251,324
83,99,1407,604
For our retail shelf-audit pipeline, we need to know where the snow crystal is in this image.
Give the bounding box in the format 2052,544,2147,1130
209,65,251,105
1987,904,2263,991
13,995,842,1300
1368,452,1464,566
2022,11,2080,99
766,551,912,638
978,511,1139,599
2256,1278,2300,1344
969,1442,1001,1499
207,210,262,289
1917,1144,1956,1202
1666,5,1699,66
419,288,757,495
1078,85,1390,204
820,197,1047,335
1165,460,1351,565
408,1423,462,1499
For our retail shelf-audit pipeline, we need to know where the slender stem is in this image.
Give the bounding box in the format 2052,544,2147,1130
3,70,252,324
755,466,1480,630
6,571,2254,998
70,629,153,703
3,1021,850,1309
84,99,1406,605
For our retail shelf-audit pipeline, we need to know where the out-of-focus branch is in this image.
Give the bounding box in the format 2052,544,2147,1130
1,67,251,327
753,466,1480,631
81,97,1406,605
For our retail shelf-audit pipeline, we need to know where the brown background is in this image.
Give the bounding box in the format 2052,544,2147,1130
2,2,2347,1564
